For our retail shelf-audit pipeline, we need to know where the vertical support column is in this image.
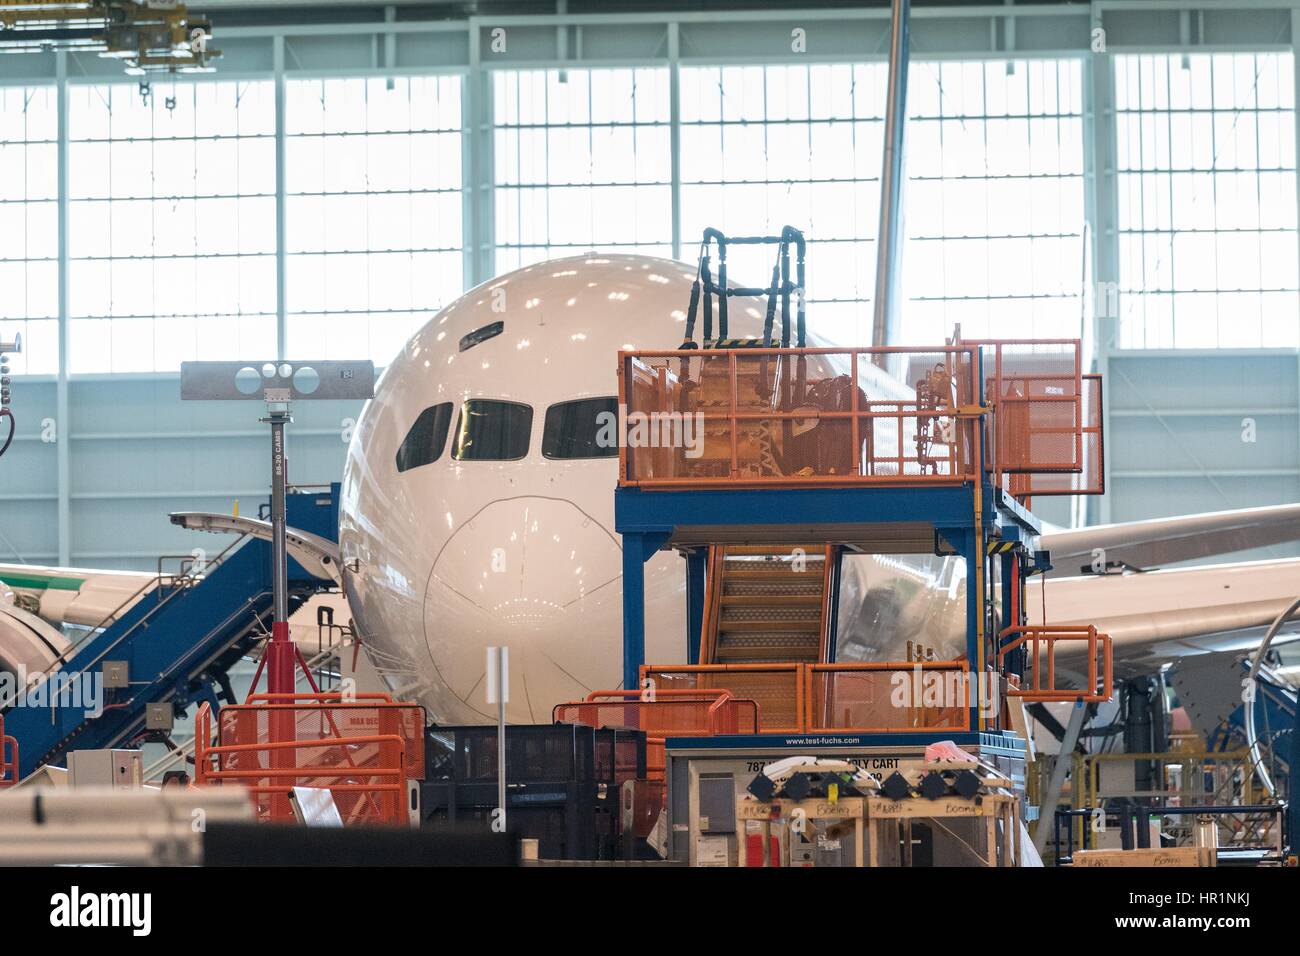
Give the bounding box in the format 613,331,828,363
463,21,495,288
1033,700,1089,858
1291,11,1300,512
384,5,397,87
273,36,288,362
55,53,71,567
870,0,910,359
1085,4,1119,525
685,548,705,664
668,21,682,262
265,407,294,695
622,533,647,691
944,527,982,733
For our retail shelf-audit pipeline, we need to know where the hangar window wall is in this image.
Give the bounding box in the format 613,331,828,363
672,60,1085,346
902,59,1087,344
678,64,886,345
285,76,465,362
0,86,58,376
6,47,1300,380
1115,52,1299,348
491,67,673,271
67,81,277,373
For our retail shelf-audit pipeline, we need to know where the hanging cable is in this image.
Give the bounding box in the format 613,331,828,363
0,409,14,459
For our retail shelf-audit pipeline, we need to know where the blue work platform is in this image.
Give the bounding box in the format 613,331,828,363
3,484,339,779
614,479,1045,733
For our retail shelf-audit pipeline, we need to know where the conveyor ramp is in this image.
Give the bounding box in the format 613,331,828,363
1,485,340,779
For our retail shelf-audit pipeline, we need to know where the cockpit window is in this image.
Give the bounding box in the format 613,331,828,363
459,321,504,353
396,402,454,473
542,397,619,460
452,399,533,461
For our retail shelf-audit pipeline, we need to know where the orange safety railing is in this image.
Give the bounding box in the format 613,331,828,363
997,625,1113,703
806,661,972,733
1006,374,1104,500
642,663,805,733
641,661,979,734
972,338,1084,482
618,346,983,489
195,692,425,826
618,340,1097,497
0,714,17,788
554,689,760,782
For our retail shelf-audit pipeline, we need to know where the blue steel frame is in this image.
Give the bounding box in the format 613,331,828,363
613,346,1047,739
616,481,1039,729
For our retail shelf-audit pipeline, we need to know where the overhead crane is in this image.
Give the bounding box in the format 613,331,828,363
0,1,218,77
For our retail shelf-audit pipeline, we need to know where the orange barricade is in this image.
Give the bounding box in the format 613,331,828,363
554,689,759,782
195,692,425,826
642,664,804,733
998,625,1113,704
1006,374,1104,500
974,338,1084,477
640,662,982,734
0,714,17,788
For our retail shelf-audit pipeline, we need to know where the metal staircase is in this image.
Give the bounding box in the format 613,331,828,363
701,545,832,664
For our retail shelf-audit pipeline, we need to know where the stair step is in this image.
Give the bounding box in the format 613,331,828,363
722,569,822,581
721,608,820,624
725,544,825,556
716,645,821,662
719,620,820,633
721,594,823,606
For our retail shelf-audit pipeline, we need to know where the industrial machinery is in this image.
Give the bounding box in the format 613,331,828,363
0,1,217,75
553,225,1112,866
1,484,343,779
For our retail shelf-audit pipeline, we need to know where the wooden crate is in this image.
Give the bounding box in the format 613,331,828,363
1071,846,1215,868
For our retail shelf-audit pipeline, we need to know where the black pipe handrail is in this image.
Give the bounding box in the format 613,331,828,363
683,225,807,349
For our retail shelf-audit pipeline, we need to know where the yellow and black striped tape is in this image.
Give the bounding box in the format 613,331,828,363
704,338,779,349
986,539,1018,555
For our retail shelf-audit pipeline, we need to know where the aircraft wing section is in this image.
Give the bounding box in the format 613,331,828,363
1039,502,1300,575
0,563,155,629
1027,557,1300,676
169,512,341,584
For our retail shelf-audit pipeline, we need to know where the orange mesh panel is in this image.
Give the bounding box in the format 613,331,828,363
640,665,803,732
211,702,424,825
553,698,759,739
806,665,970,733
218,703,425,778
1007,375,1104,498
975,340,1084,475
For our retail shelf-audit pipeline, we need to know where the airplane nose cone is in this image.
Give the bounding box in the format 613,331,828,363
424,496,622,721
